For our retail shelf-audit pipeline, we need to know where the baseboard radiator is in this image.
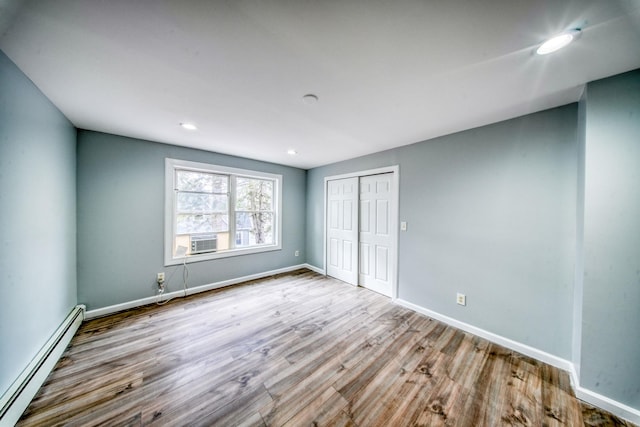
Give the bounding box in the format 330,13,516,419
0,304,85,426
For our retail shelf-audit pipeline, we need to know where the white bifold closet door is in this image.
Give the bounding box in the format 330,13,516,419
326,173,394,297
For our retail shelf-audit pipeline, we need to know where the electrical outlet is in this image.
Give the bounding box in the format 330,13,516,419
400,221,408,231
157,272,165,285
456,293,466,306
295,250,300,257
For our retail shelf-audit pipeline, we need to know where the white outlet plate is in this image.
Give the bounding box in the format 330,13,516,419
157,272,165,283
294,250,300,257
456,293,466,306
400,221,407,231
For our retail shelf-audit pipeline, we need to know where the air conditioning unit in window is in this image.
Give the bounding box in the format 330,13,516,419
190,234,217,254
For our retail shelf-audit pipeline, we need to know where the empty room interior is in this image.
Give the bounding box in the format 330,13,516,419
1,0,639,425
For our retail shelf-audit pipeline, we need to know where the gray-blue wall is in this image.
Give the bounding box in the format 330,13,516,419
0,51,77,396
581,70,640,408
573,89,587,376
77,130,306,310
307,105,578,360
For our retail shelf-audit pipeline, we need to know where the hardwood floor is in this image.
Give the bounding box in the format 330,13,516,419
18,269,634,426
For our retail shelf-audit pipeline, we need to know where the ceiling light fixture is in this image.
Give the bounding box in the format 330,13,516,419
536,29,581,55
180,122,197,130
302,94,318,105
287,149,297,155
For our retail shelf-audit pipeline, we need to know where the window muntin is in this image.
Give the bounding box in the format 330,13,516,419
165,159,282,265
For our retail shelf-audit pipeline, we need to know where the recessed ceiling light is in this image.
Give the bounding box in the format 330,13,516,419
536,29,580,55
302,94,318,105
180,122,197,130
287,149,298,155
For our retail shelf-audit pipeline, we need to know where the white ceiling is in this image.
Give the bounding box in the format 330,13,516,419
1,0,639,169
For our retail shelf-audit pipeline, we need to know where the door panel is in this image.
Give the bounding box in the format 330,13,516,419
343,200,354,230
326,177,358,285
375,246,389,281
360,200,370,233
329,238,339,267
343,240,353,270
360,242,371,276
329,200,339,229
376,199,389,235
359,173,393,296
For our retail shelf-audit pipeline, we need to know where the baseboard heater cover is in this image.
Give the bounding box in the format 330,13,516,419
0,304,85,426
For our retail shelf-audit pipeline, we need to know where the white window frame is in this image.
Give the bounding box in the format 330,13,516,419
165,158,282,266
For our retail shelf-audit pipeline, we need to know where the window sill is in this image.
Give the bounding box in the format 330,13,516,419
164,244,281,266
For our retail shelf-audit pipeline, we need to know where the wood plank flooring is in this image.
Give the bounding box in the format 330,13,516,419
18,269,635,426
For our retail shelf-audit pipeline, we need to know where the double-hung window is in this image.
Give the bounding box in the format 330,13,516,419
165,158,282,265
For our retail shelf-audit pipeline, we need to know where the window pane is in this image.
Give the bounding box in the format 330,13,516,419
177,170,228,193
177,193,228,213
235,212,274,246
236,177,273,211
177,214,229,234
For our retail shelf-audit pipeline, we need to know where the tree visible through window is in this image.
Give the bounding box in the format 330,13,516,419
165,159,282,264
236,177,274,246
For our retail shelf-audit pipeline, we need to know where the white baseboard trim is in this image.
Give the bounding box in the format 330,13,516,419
302,263,325,275
394,298,640,424
576,385,640,424
394,298,573,372
567,364,580,393
85,264,312,319
0,305,85,426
